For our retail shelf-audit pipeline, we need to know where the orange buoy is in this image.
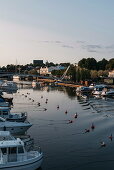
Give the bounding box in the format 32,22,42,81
91,123,95,130
109,134,113,141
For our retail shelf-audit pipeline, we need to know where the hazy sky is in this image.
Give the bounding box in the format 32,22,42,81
0,0,114,66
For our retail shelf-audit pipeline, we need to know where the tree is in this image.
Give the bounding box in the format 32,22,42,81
97,58,108,70
78,58,97,70
78,58,87,68
90,70,98,79
106,59,114,70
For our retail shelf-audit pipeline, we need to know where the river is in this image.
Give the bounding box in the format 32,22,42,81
4,84,114,170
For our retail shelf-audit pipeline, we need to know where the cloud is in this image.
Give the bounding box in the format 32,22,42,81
37,40,63,44
76,40,85,44
87,49,98,53
62,45,74,49
105,45,114,49
81,44,103,53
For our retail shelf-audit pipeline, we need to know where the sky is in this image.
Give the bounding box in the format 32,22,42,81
0,0,114,66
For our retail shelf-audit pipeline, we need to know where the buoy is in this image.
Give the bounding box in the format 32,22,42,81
100,141,106,147
69,120,73,123
57,105,59,109
65,110,68,114
74,113,78,118
109,134,113,141
91,123,95,130
85,129,90,133
44,108,47,111
41,96,43,98
32,100,34,102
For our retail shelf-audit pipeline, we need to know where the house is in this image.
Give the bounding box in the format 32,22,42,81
108,70,114,77
40,67,51,75
39,65,66,76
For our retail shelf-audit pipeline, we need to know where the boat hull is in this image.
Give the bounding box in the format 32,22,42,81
0,154,43,170
6,116,27,122
0,125,32,135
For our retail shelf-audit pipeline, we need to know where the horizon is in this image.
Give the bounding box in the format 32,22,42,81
0,0,114,66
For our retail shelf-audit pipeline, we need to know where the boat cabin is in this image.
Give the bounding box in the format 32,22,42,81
0,107,10,118
0,135,25,163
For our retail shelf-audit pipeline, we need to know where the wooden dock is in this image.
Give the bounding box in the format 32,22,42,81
56,82,82,88
37,78,82,88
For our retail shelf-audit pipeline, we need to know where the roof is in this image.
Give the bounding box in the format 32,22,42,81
0,138,24,148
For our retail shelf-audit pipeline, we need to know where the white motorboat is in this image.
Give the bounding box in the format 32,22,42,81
89,83,96,89
0,107,27,122
92,85,108,95
0,117,32,135
1,81,18,90
0,102,10,108
101,88,114,97
0,131,43,170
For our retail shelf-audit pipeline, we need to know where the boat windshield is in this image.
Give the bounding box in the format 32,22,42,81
18,146,24,153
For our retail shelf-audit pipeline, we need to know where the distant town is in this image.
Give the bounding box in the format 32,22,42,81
1,58,114,85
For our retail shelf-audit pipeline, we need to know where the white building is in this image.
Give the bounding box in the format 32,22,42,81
108,70,114,77
40,67,51,75
39,65,66,75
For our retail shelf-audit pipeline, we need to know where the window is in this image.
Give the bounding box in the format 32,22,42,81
1,148,7,154
3,111,8,115
8,147,17,154
18,146,24,153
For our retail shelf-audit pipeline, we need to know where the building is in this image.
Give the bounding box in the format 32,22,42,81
40,67,51,75
33,60,43,66
108,70,114,78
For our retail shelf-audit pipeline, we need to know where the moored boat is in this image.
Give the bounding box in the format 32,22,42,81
101,88,114,97
0,117,32,135
0,131,43,170
0,107,27,122
92,85,108,95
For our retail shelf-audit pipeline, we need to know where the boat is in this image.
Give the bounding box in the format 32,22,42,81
76,86,92,94
0,102,10,108
92,85,108,95
0,131,43,170
14,135,34,151
101,88,114,97
0,117,32,135
1,81,18,91
89,83,96,89
0,96,13,104
0,107,27,122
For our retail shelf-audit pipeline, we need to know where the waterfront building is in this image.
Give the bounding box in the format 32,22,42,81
108,70,114,77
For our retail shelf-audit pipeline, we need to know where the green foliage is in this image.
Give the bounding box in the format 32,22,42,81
106,59,114,70
78,58,97,70
51,69,65,77
97,58,108,70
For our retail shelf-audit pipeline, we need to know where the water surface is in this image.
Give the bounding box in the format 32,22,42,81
5,85,114,170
